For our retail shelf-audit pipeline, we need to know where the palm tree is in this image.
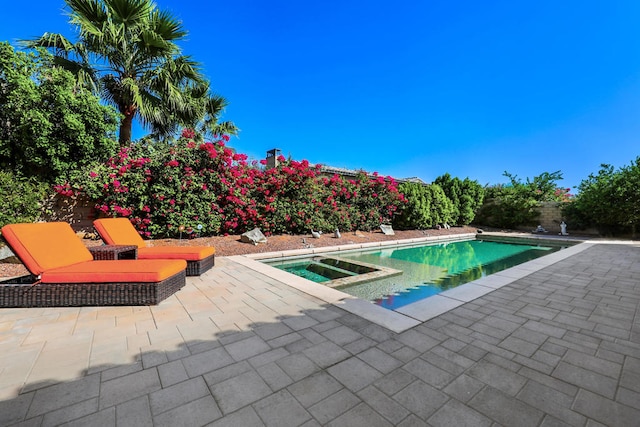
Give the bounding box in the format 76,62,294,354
24,0,235,145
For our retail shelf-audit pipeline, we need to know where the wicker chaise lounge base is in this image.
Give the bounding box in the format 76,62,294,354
0,222,188,308
0,270,186,307
93,218,216,276
186,256,215,276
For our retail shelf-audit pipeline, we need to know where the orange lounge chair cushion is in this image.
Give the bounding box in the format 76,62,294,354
94,218,215,261
138,246,215,261
40,259,187,283
94,218,146,248
1,222,93,276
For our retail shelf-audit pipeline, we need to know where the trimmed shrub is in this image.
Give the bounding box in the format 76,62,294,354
434,173,484,225
0,171,49,229
393,182,454,229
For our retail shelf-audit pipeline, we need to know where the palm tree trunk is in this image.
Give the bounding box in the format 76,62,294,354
119,105,136,145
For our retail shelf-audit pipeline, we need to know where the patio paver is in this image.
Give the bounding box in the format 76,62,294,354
1,239,639,426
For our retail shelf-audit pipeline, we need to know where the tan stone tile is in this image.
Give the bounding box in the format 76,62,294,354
76,308,99,322
210,312,252,331
91,333,129,352
135,319,157,334
42,332,93,350
127,333,151,351
96,306,135,319
89,352,135,371
14,313,61,328
73,317,116,333
93,323,137,342
179,300,222,318
54,307,82,323
238,307,280,325
176,319,220,342
0,344,42,386
0,320,16,332
115,306,154,325
147,327,186,349
153,313,192,328
89,340,136,369
22,322,76,346
0,331,28,346
0,384,23,400
24,363,87,390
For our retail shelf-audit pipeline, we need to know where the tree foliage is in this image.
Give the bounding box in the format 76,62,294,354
393,182,454,230
0,171,49,229
564,159,640,236
475,171,568,228
24,0,237,144
433,173,484,225
0,42,119,183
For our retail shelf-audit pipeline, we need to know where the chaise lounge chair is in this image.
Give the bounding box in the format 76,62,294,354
93,218,215,276
0,222,187,307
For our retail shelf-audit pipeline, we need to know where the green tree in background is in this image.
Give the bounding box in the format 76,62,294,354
24,0,237,144
564,159,640,236
0,171,49,229
0,42,118,183
394,182,454,229
434,173,484,225
476,171,565,229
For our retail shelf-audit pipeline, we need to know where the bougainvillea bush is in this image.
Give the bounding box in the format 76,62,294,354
61,131,406,238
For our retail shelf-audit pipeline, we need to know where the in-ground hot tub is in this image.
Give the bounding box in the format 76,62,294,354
267,256,402,288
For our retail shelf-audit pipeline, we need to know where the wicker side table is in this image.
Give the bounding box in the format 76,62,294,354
88,245,138,260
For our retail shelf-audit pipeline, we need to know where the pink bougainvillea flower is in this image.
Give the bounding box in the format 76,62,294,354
181,128,196,139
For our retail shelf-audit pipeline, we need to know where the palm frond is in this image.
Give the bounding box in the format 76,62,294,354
105,0,153,26
205,94,229,117
65,0,108,37
52,56,101,92
150,9,187,41
20,33,75,58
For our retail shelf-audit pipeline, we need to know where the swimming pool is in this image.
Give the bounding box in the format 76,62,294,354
266,238,568,309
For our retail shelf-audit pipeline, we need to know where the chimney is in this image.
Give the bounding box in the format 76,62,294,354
266,148,281,169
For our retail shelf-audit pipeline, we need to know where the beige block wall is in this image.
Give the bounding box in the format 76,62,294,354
536,202,565,233
516,202,598,235
39,194,97,233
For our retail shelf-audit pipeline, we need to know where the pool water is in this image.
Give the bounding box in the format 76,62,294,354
269,239,563,309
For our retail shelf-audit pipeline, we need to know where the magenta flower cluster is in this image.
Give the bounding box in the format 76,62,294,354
57,131,406,238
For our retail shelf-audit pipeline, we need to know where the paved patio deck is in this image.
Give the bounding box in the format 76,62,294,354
1,238,639,426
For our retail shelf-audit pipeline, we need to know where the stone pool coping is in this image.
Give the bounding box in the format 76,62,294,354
231,232,590,333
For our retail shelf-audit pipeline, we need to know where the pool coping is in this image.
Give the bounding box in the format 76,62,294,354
231,232,591,333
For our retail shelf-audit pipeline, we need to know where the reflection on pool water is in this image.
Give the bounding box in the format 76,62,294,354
267,239,566,310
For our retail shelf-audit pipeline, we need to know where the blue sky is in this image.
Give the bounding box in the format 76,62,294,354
2,1,640,191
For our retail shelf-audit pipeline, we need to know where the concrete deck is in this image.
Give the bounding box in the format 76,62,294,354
1,238,639,426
